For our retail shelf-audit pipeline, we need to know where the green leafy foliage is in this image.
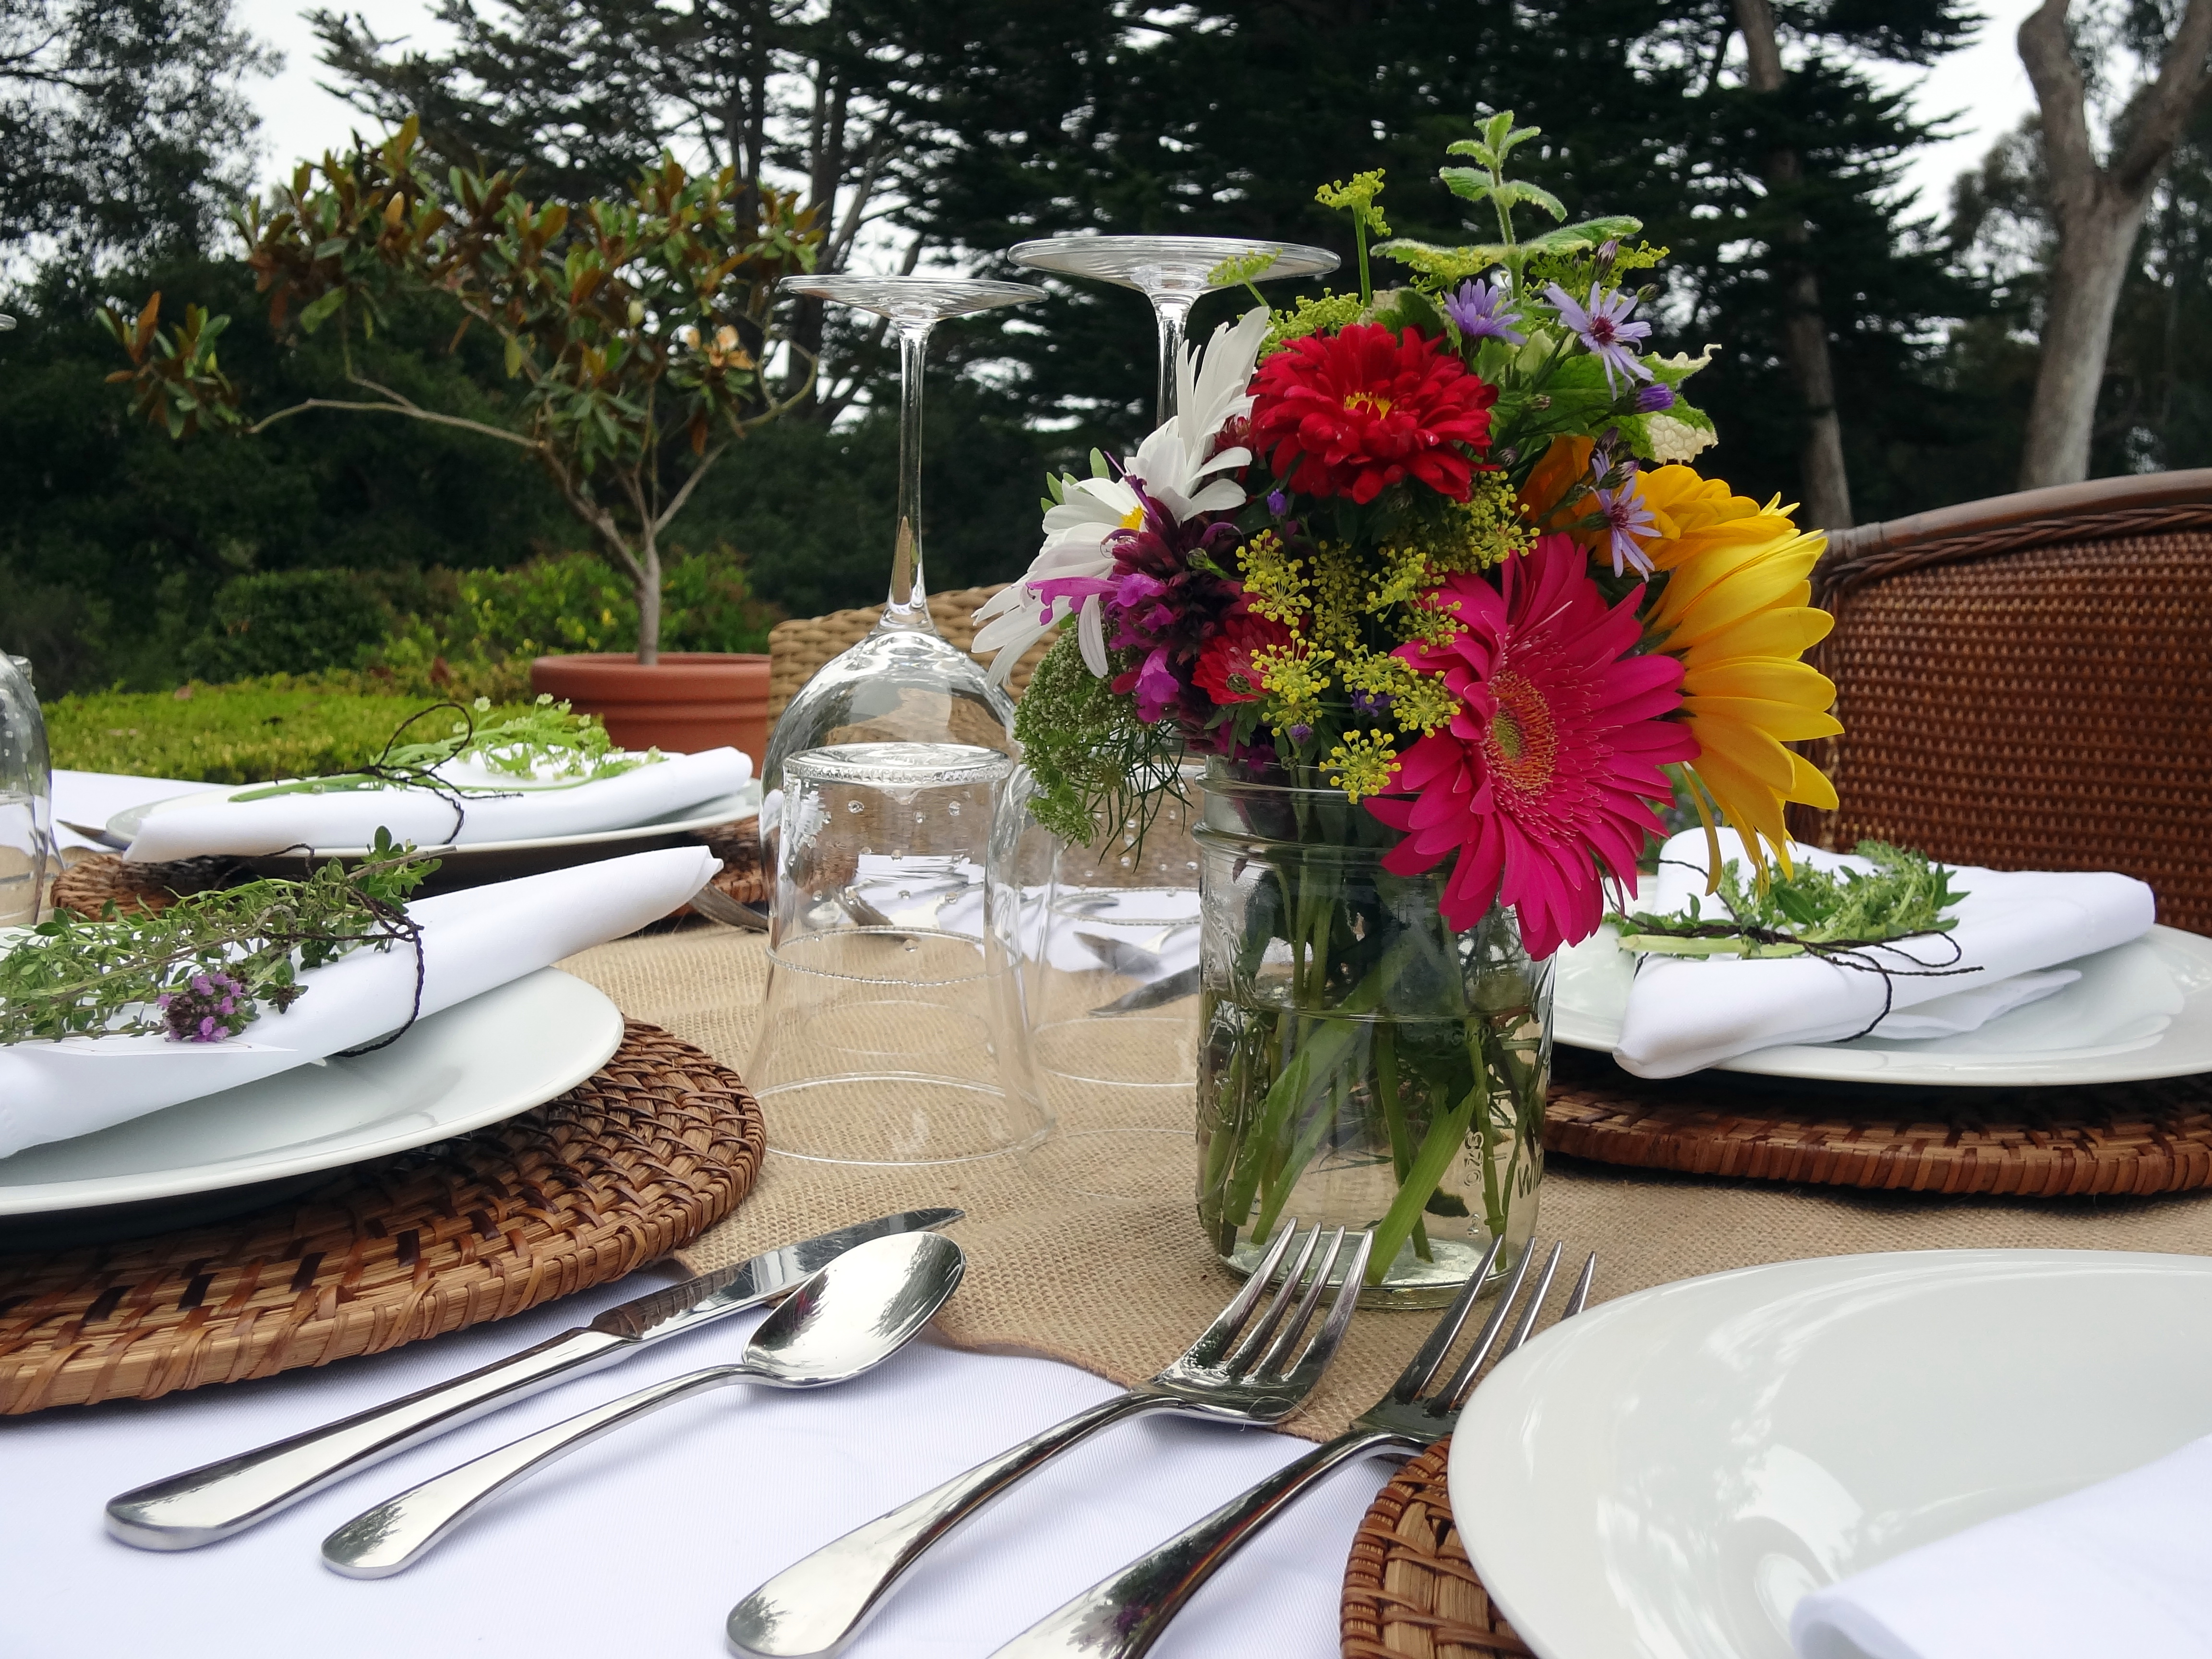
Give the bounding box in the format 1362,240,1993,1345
1610,842,1968,959
183,569,391,681
44,685,537,782
1012,634,1185,848
0,838,433,1046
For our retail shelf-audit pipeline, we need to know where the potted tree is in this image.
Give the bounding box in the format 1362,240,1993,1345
104,118,819,758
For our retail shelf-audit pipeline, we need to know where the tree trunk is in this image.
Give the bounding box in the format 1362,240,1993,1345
2018,186,2150,485
1733,0,1854,531
636,527,662,665
2017,0,2212,487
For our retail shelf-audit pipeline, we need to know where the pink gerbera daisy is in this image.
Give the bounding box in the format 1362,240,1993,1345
1366,533,1696,958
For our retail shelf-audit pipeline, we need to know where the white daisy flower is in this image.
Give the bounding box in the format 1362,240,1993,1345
973,307,1270,684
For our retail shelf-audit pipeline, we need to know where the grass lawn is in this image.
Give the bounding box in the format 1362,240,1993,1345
47,684,534,783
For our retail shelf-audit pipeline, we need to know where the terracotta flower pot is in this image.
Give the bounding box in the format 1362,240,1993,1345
530,652,771,763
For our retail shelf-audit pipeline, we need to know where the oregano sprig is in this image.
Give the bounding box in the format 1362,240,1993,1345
0,834,435,1046
1609,841,1968,960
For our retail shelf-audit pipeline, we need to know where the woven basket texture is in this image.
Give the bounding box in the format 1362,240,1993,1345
0,1021,763,1414
1342,1439,1530,1659
49,855,238,919
1545,1046,2212,1196
766,582,1058,721
1793,477,2212,933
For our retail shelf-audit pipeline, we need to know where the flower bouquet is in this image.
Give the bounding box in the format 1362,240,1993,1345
976,114,1841,1299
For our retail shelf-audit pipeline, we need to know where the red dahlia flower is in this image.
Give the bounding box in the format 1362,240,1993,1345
1365,534,1695,959
1193,612,1292,704
1250,325,1496,505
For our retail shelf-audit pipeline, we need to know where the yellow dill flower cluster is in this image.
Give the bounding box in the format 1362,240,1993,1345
1237,530,1310,624
1324,729,1401,801
1255,643,1333,726
1262,291,1366,356
1340,650,1458,736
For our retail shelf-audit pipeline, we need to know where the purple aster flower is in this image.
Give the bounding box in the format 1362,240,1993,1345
1350,689,1395,719
1444,277,1525,347
1286,722,1314,746
1635,382,1676,413
1545,283,1654,394
1594,481,1658,577
1265,489,1289,517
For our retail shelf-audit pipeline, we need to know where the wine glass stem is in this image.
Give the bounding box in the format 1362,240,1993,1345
1150,293,1196,426
887,315,936,630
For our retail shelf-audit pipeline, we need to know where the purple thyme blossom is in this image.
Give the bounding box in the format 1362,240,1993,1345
1594,480,1658,577
1545,283,1654,394
1286,722,1314,746
159,970,249,1044
1635,381,1676,413
1444,277,1525,346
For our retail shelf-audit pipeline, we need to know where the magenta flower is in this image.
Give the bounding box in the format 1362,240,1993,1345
1545,284,1654,394
1445,277,1525,346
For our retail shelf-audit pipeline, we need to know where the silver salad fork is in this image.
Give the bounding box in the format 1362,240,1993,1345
726,1220,1373,1659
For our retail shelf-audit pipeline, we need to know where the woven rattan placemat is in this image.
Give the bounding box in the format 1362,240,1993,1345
1341,1440,1525,1659
560,929,2212,1444
0,1022,763,1414
1545,1045,2212,1196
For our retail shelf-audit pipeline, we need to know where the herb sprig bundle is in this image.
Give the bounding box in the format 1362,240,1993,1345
230,695,646,805
1610,842,1968,959
0,835,434,1046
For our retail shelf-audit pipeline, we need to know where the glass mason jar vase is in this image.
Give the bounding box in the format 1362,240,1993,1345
1194,762,1552,1307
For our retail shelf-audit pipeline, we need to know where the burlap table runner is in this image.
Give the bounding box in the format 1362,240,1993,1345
563,927,2212,1442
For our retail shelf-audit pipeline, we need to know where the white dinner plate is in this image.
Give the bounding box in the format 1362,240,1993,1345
1452,1249,2212,1659
0,967,623,1215
105,783,760,858
1551,922,2212,1085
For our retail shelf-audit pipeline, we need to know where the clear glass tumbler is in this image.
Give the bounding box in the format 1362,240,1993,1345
0,653,52,928
748,741,1050,1165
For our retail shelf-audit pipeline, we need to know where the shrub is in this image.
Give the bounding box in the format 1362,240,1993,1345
45,681,535,783
183,570,391,681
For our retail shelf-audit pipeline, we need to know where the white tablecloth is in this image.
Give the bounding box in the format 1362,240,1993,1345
0,1268,1390,1658
12,773,1384,1657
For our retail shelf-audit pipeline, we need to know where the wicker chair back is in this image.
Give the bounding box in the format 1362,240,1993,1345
1792,469,2212,933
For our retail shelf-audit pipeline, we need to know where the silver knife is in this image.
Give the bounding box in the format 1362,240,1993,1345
105,1207,962,1551
1088,966,1202,1016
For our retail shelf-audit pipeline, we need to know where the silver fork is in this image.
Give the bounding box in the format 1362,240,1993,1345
986,1236,1596,1659
726,1221,1373,1659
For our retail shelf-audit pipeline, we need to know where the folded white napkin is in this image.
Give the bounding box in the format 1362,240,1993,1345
0,845,716,1159
120,747,752,863
1612,830,2156,1078
1791,1432,2212,1659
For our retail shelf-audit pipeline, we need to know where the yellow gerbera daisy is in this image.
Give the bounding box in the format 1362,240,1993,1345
1632,463,1840,881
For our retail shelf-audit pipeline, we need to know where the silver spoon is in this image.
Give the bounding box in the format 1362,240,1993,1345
320,1230,965,1578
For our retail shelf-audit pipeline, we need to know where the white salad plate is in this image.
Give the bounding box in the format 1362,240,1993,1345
1451,1249,2212,1659
1551,922,2212,1085
0,967,623,1216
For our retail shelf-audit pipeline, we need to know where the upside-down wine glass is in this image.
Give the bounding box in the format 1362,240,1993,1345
762,277,1046,809
1001,238,1337,1193
1008,235,1337,423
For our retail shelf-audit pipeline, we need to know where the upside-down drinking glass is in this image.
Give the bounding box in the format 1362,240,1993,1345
0,652,52,928
761,278,1046,814
1008,235,1337,422
746,741,1049,1165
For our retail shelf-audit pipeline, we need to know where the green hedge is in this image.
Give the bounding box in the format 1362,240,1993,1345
46,682,536,783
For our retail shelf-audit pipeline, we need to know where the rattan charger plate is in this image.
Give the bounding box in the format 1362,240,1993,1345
1343,1439,1529,1658
0,1021,764,1414
1545,1045,2212,1197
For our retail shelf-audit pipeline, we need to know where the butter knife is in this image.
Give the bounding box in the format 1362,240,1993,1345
105,1207,962,1550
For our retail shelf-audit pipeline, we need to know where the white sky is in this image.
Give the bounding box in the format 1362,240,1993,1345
235,0,2045,228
